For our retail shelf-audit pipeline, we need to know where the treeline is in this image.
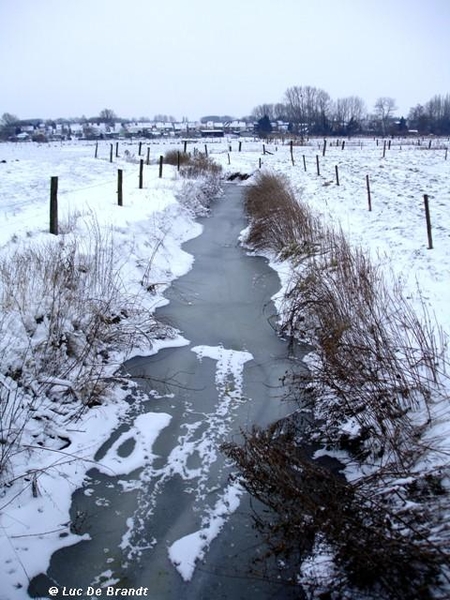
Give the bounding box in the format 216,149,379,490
408,95,450,135
252,85,450,136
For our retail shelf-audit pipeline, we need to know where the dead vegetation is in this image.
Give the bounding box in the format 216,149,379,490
0,216,171,479
164,148,222,178
163,149,191,167
224,423,445,600
165,149,223,216
223,170,450,599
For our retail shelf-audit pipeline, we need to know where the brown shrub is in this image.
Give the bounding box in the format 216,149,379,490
223,424,444,600
243,172,317,258
179,153,222,179
164,149,190,167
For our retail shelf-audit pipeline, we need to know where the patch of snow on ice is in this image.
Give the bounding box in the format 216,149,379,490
168,481,244,581
96,412,172,475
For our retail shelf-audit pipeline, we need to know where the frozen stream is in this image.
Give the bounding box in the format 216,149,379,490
29,184,308,599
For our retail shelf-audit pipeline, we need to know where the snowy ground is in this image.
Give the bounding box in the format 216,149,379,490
0,136,449,598
0,139,216,598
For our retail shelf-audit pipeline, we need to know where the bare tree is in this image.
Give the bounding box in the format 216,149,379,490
284,85,332,134
153,114,176,123
284,86,305,129
408,104,428,133
426,94,450,133
0,112,20,139
1,112,19,126
314,88,332,133
251,104,276,121
274,103,287,120
408,95,450,134
334,96,366,133
374,97,397,135
99,108,117,124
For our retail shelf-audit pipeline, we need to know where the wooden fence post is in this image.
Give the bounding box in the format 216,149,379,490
146,147,150,166
227,153,231,165
423,194,433,249
290,140,295,166
259,157,262,168
239,141,242,152
335,165,340,186
159,155,163,178
204,144,208,157
95,141,98,158
303,155,307,171
177,150,181,171
383,140,386,158
342,140,345,150
117,169,123,206
316,155,320,176
322,139,327,157
139,159,144,189
115,141,119,158
138,141,142,156
184,140,188,153
110,143,113,163
50,176,58,235
366,175,372,211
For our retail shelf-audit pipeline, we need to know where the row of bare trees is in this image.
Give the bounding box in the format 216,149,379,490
252,87,394,135
408,94,450,135
252,86,450,136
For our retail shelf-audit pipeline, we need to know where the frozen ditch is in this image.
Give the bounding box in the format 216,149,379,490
29,184,308,599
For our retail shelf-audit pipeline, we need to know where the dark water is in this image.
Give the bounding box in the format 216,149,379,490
29,184,308,599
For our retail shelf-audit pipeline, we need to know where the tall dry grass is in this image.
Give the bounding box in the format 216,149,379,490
243,171,319,259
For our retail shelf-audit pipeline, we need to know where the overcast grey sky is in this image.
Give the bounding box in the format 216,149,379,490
1,0,449,121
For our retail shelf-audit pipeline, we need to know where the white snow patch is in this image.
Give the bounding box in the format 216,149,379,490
96,412,172,475
168,481,244,581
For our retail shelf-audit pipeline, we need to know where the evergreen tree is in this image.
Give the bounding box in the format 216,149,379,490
256,115,273,138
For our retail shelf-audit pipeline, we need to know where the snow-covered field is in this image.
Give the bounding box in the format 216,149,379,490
219,136,450,328
0,137,449,598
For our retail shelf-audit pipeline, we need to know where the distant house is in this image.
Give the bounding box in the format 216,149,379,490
16,132,30,141
68,123,84,138
200,129,224,138
226,120,249,134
